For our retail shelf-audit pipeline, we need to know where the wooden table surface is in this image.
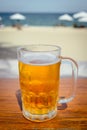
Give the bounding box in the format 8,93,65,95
0,78,87,129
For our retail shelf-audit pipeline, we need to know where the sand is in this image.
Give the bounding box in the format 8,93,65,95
0,26,87,78
0,26,87,61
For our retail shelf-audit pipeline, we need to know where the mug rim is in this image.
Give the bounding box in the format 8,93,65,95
17,44,61,52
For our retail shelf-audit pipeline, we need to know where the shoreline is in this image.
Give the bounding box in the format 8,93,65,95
0,25,87,29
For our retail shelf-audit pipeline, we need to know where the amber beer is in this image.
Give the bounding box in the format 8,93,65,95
18,45,78,122
19,53,61,121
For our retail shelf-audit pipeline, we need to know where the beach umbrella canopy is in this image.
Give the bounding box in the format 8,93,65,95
10,13,26,20
58,14,73,21
73,11,87,19
78,17,87,22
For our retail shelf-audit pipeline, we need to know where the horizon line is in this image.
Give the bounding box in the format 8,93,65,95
0,10,86,14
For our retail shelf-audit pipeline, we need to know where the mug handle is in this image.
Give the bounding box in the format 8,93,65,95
58,56,78,104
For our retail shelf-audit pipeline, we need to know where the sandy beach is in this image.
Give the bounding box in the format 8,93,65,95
0,26,87,61
0,26,87,78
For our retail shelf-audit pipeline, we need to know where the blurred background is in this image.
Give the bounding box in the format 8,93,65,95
0,0,87,78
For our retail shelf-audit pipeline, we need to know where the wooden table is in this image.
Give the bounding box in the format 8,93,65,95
0,78,87,129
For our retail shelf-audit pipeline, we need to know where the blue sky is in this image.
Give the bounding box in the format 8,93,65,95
0,0,87,13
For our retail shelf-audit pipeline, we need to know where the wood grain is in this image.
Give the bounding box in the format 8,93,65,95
0,78,87,129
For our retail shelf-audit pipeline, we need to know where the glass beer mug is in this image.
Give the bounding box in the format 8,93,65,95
17,45,78,122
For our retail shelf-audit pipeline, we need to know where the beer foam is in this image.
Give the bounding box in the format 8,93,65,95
20,52,60,66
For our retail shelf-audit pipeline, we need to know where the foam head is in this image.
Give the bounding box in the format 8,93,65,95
20,52,60,66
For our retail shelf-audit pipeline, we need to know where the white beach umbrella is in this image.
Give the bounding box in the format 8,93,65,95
58,14,73,21
73,11,87,19
78,17,87,22
10,13,26,20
